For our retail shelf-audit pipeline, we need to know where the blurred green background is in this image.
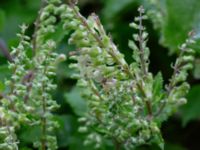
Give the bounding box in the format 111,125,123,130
1,0,200,150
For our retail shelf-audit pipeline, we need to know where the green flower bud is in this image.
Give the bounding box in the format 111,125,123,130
78,126,88,133
130,22,139,29
182,55,194,62
40,12,50,21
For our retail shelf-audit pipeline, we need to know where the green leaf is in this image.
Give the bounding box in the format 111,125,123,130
45,23,70,44
153,72,164,102
153,133,164,150
0,0,40,42
0,81,4,92
65,87,87,116
19,125,41,144
54,115,78,148
162,0,200,53
143,0,200,54
180,85,200,125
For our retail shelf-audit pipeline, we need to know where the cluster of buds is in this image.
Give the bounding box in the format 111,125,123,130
0,0,196,149
66,4,196,150
0,0,66,150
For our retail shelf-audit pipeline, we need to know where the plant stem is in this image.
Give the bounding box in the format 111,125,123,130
41,93,47,150
114,139,121,150
138,6,147,76
155,49,185,117
41,58,48,150
32,0,47,53
137,6,153,118
41,82,47,150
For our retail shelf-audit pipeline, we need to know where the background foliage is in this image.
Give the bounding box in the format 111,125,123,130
0,0,200,149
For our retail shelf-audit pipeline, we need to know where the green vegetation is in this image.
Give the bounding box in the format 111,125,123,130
0,0,200,150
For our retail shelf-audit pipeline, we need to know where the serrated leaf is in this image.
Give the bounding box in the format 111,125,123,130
180,85,200,126
54,115,77,148
143,0,200,54
153,72,164,102
19,125,41,143
153,132,164,150
65,87,87,116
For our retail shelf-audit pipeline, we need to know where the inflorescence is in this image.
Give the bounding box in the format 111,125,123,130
0,0,196,150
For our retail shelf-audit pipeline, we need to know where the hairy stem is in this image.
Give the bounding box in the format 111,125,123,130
155,46,186,117
32,0,47,53
41,58,48,150
138,6,147,76
113,139,121,150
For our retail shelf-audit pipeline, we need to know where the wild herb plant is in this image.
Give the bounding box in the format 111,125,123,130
67,3,196,150
0,0,65,149
0,0,196,150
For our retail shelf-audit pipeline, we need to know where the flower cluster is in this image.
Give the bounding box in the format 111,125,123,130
0,0,196,149
66,4,196,150
0,0,66,149
0,24,32,150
